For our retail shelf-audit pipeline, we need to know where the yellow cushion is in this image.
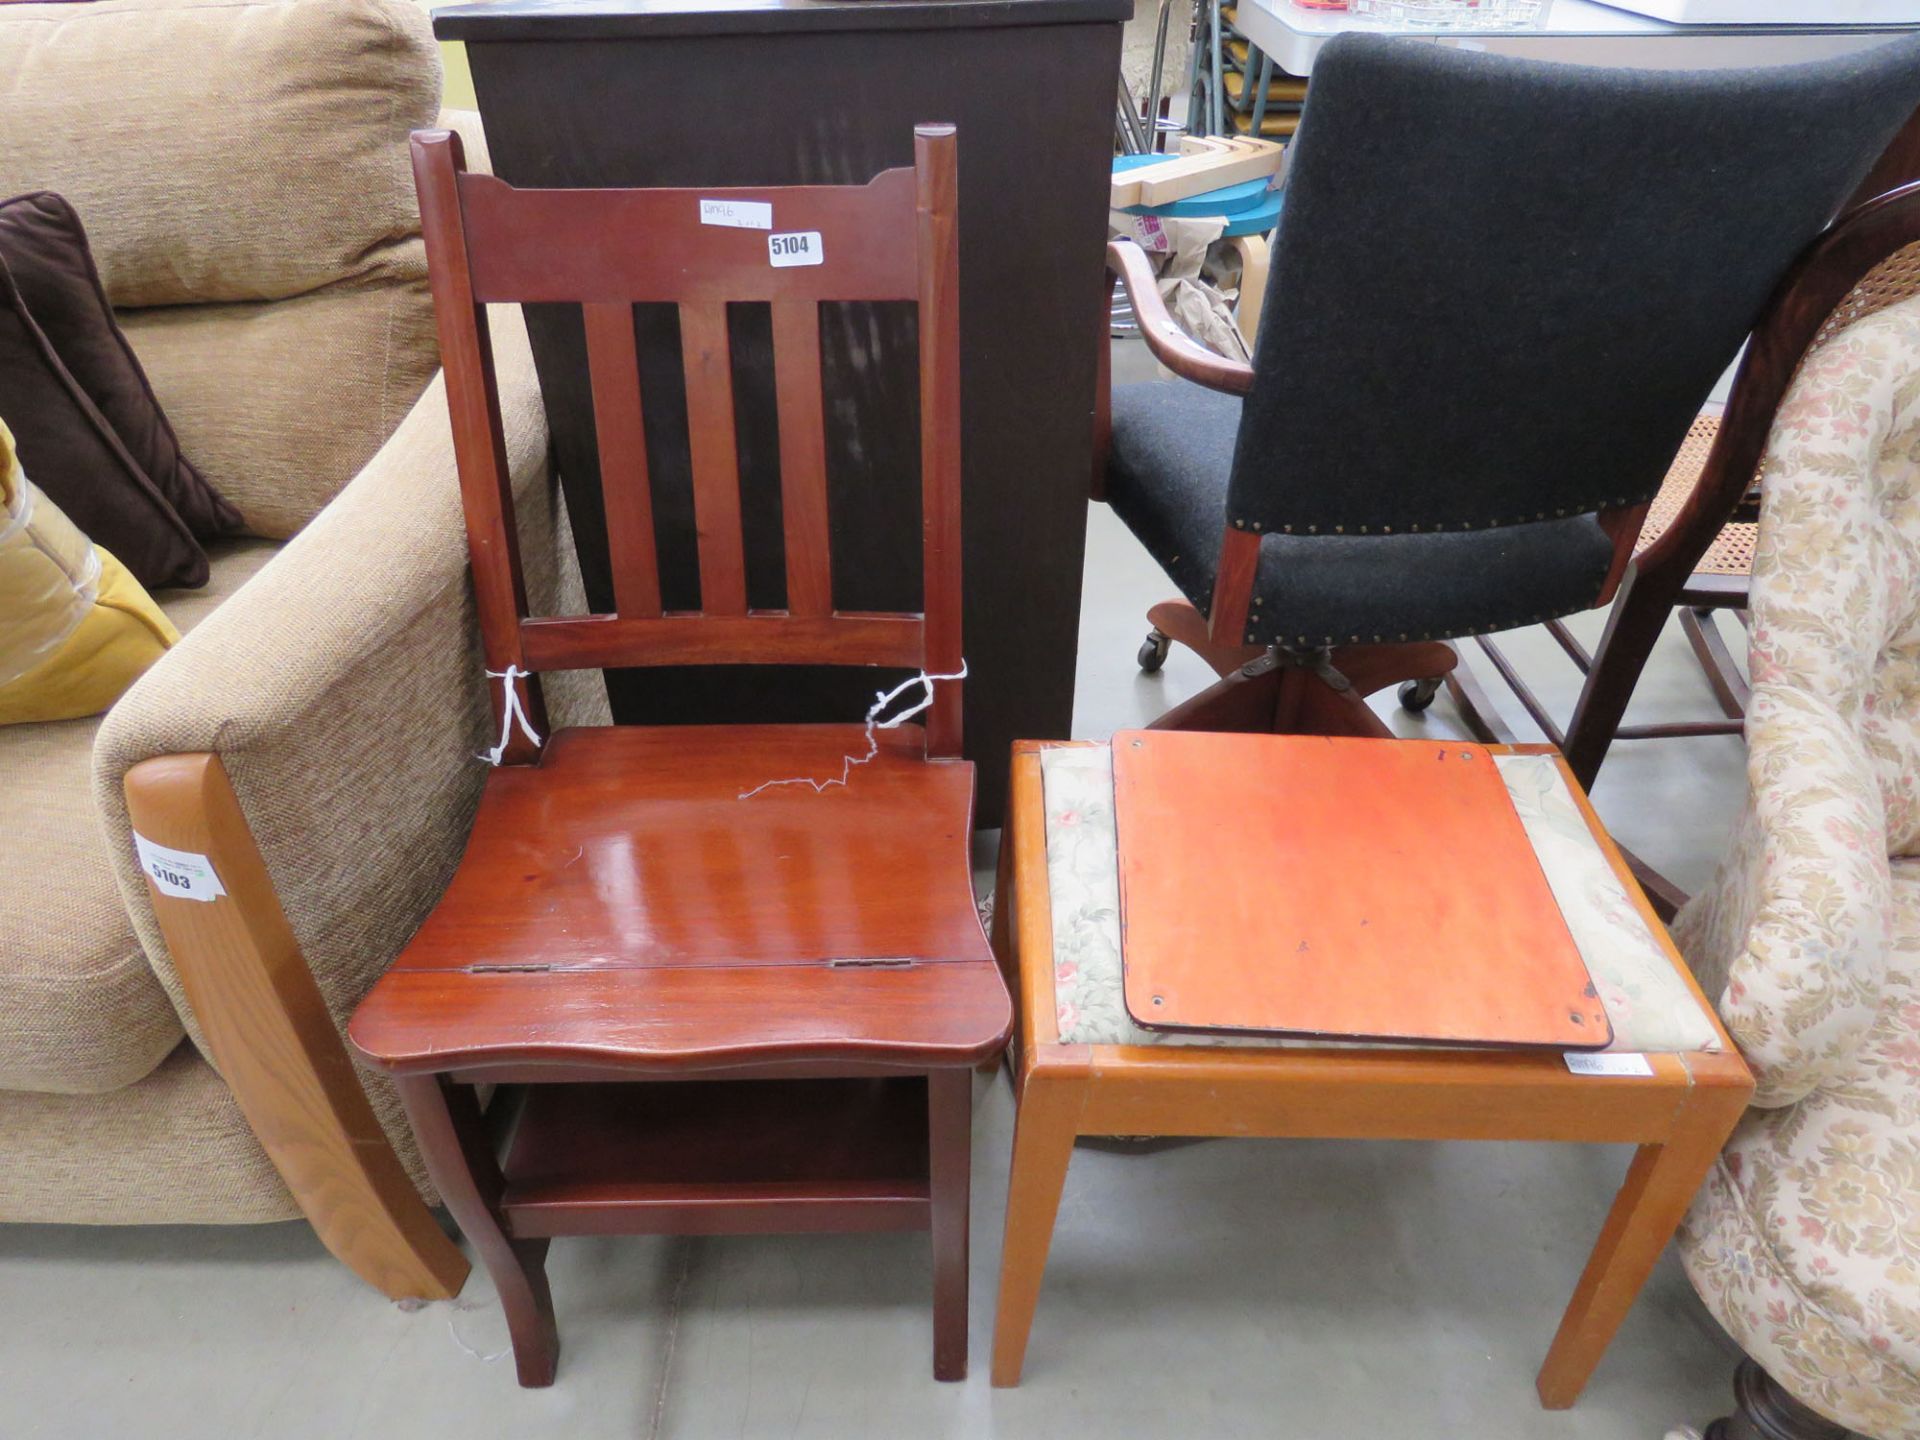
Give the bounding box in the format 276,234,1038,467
0,419,177,725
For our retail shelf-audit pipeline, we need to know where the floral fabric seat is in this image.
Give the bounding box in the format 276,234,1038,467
1674,293,1920,1440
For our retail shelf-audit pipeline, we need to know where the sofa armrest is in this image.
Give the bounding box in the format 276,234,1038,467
90,306,605,1298
1674,685,1890,1108
94,300,601,1048
121,748,471,1299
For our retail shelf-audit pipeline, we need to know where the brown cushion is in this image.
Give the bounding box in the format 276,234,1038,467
0,537,275,1095
0,192,239,541
0,0,439,309
118,281,439,539
0,241,205,589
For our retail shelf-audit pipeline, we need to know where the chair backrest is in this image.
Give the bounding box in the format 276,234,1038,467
413,124,964,763
1229,33,1920,546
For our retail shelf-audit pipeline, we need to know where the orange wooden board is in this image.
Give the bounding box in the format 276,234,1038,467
1111,731,1612,1050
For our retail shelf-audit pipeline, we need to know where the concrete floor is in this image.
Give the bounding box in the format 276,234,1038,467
0,361,1755,1438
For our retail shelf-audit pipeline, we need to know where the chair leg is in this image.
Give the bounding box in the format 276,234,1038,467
991,1071,1085,1387
1563,563,1678,791
1535,1086,1747,1409
1224,233,1269,352
1148,653,1285,732
990,832,1017,998
1210,0,1225,138
1328,640,1457,700
1147,598,1263,678
1441,643,1522,745
929,1068,974,1382
1678,607,1750,720
1620,845,1688,923
1149,641,1461,739
395,1074,560,1388
988,837,1024,1081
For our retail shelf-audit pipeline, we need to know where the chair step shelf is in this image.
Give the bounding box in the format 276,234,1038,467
497,1076,934,1239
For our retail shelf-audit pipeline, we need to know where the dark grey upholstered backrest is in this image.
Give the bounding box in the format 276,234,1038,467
1227,33,1920,538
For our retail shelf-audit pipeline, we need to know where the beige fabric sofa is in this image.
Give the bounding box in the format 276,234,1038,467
0,0,600,1283
1674,293,1920,1439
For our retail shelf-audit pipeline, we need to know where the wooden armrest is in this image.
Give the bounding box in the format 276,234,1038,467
1107,240,1256,397
124,752,469,1302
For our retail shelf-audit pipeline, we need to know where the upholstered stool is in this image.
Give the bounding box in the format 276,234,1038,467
989,739,1752,1404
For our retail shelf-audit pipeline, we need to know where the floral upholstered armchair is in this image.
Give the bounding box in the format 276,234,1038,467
1672,289,1920,1440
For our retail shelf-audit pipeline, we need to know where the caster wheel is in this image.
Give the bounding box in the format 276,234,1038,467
1137,629,1171,674
1398,677,1443,713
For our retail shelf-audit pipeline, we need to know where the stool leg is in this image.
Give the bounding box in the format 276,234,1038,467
929,1068,974,1381
1536,1085,1747,1409
395,1074,560,1388
990,1071,1084,1387
1223,233,1269,353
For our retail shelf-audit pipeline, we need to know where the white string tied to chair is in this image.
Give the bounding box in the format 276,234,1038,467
480,664,543,766
737,661,968,800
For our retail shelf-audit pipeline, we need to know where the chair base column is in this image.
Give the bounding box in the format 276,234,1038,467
1704,1360,1859,1440
1147,638,1456,738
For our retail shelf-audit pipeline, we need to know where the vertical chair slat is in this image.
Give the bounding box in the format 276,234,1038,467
679,301,750,616
419,135,961,723
583,301,662,618
915,125,965,757
771,299,834,618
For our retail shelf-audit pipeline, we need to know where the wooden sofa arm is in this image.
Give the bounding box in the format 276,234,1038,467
123,751,467,1301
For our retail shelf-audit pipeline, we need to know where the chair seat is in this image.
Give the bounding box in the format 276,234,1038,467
1039,742,1720,1054
347,724,1011,1076
1105,381,1619,646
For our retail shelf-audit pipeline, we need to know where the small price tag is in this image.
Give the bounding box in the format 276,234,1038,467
134,833,226,903
1564,1052,1653,1078
768,231,824,268
699,198,771,231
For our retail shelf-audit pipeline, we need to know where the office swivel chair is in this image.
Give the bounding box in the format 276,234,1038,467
1100,32,1920,747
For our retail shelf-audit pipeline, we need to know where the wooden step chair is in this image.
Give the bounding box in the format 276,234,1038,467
1102,33,1920,751
348,124,1012,1388
1440,196,1920,792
